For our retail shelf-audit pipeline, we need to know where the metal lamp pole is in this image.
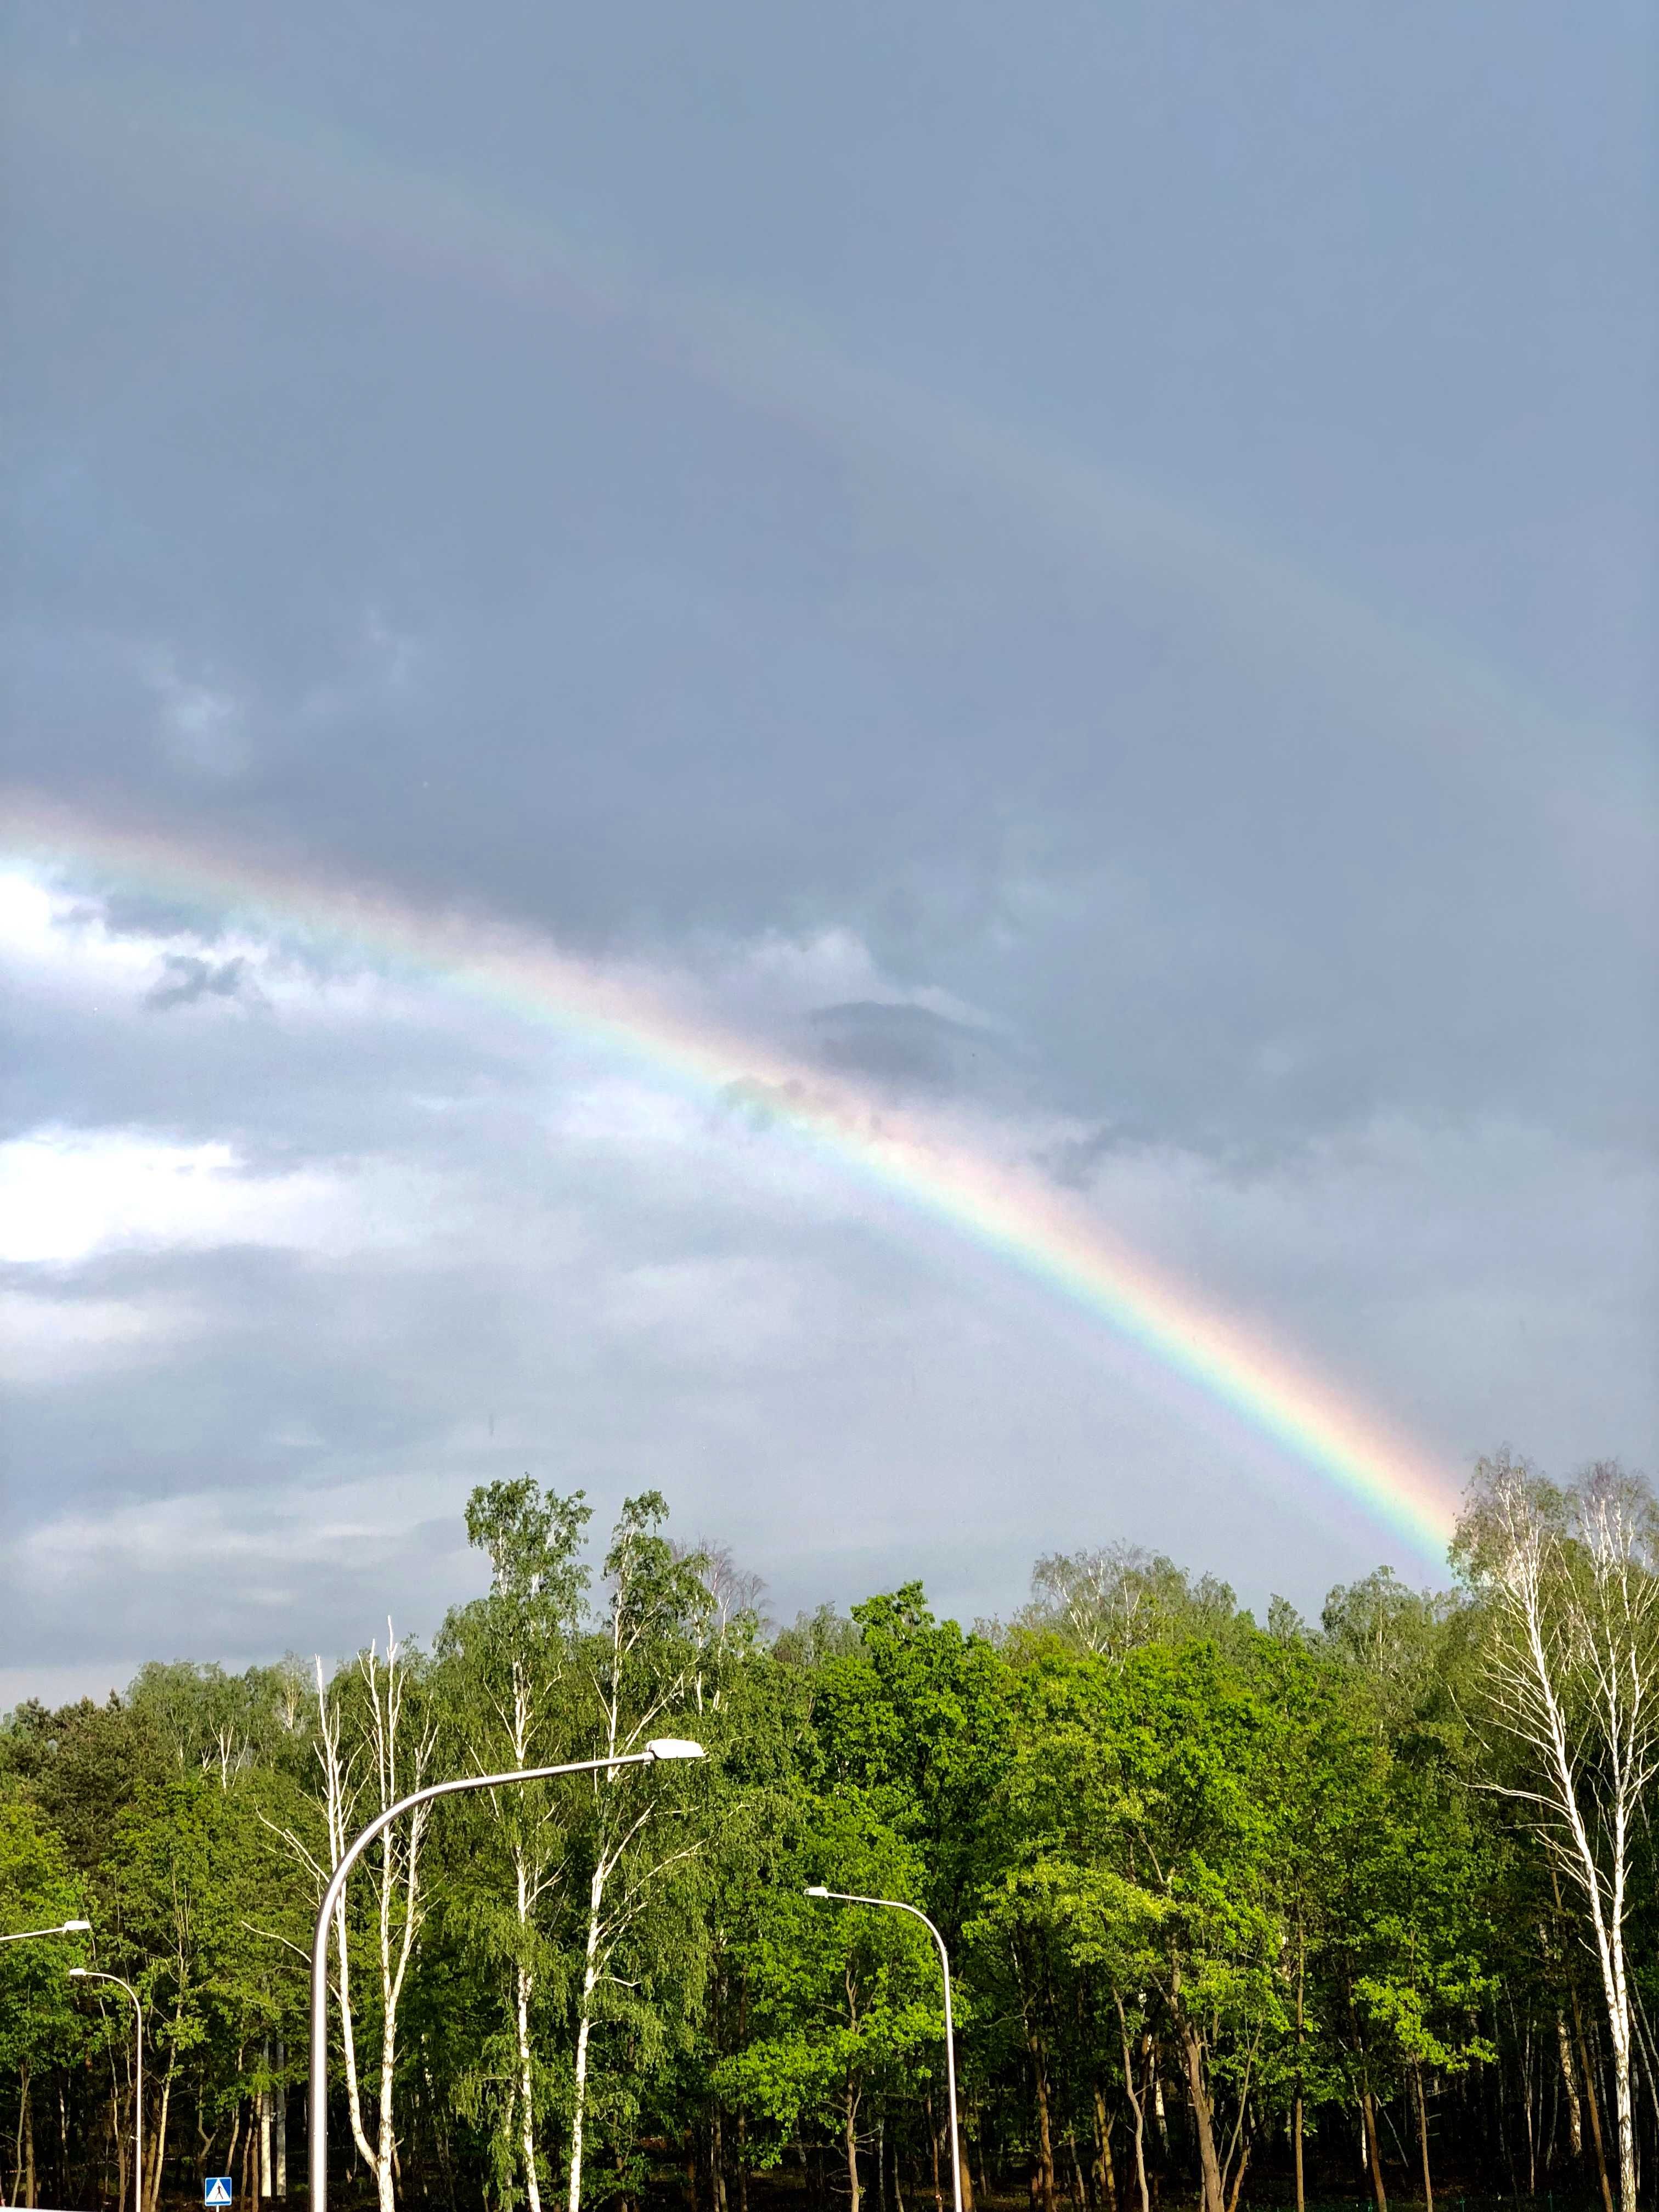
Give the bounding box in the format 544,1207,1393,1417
309,1737,706,2212
70,1967,143,2212
0,1918,92,1945
805,1887,963,2212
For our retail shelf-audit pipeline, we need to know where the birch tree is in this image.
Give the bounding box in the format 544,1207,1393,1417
1455,1452,1659,2212
277,1629,435,2212
567,1494,713,2212
437,1480,591,2212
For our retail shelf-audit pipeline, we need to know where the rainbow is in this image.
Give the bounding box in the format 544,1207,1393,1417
3,797,1460,1561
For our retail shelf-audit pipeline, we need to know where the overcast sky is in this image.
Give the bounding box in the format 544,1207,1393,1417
3,0,1655,1706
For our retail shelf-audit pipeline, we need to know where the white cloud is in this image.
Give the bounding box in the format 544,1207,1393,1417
0,1286,187,1383
0,1128,449,1265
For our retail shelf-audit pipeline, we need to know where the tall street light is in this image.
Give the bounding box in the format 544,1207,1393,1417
0,1918,92,1945
805,1887,963,2212
70,1967,143,2212
309,1737,707,2212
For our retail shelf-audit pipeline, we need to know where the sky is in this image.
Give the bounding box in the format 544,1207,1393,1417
2,0,1655,1705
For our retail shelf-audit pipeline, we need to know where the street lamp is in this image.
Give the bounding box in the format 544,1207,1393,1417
309,1737,706,2212
805,1887,964,2212
70,1967,143,2212
0,1918,92,1944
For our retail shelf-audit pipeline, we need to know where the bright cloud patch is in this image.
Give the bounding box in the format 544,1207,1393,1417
0,1128,445,1265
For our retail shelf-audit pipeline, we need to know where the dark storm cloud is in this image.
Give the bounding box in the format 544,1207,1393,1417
145,952,263,1011
100,891,234,941
1042,1122,1159,1188
808,1002,1007,1094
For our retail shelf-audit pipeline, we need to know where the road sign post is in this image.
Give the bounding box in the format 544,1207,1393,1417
205,2179,234,2206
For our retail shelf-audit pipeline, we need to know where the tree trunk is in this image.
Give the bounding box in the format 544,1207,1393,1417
568,1925,601,2212
148,2055,177,2212
1556,2015,1584,2159
1291,1932,1306,2212
1066,2133,1086,2211
1222,2136,1248,2212
1573,1993,1616,2212
845,2081,862,2212
274,2039,287,2198
1609,2009,1637,2212
1173,2018,1224,2212
260,2039,274,2202
375,1979,398,2212
112,2080,129,2212
12,2059,26,2205
22,2065,36,2209
1091,2085,1116,2211
1113,2000,1150,2212
517,1944,542,2212
712,2106,728,2212
1358,2087,1387,2212
1412,2066,1433,2212
1026,2020,1057,2212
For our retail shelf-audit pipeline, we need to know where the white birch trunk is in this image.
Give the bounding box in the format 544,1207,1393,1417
515,1846,542,2212
568,1855,607,2212
568,1602,624,2212
290,1633,433,2212
1471,1462,1657,2212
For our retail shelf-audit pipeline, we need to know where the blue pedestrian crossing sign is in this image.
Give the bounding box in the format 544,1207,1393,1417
204,2180,233,2206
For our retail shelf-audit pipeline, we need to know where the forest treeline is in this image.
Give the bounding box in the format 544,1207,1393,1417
2,1453,1655,2212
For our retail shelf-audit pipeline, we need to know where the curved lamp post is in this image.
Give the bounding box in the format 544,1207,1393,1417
309,1737,706,2212
70,1967,143,2212
805,1887,963,2212
1,1918,92,1945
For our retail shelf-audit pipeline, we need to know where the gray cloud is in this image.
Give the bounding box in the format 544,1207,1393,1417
808,1002,1009,1095
145,952,264,1011
2,5,1651,1171
1,0,1654,1684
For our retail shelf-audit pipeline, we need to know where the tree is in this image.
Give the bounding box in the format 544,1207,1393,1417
716,1792,943,2212
274,1629,436,2212
988,1639,1285,2212
0,1796,86,2208
4,1480,1654,2206
1454,1452,1659,2212
436,1479,592,2212
566,1494,715,2212
1018,1547,1239,1661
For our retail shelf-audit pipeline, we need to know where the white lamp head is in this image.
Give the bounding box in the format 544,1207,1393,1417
804,1884,830,1897
68,1966,89,1978
646,1737,706,1761
62,1919,92,1933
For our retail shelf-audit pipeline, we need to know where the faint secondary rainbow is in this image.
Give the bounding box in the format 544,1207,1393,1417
12,58,1655,842
4,798,1460,1561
